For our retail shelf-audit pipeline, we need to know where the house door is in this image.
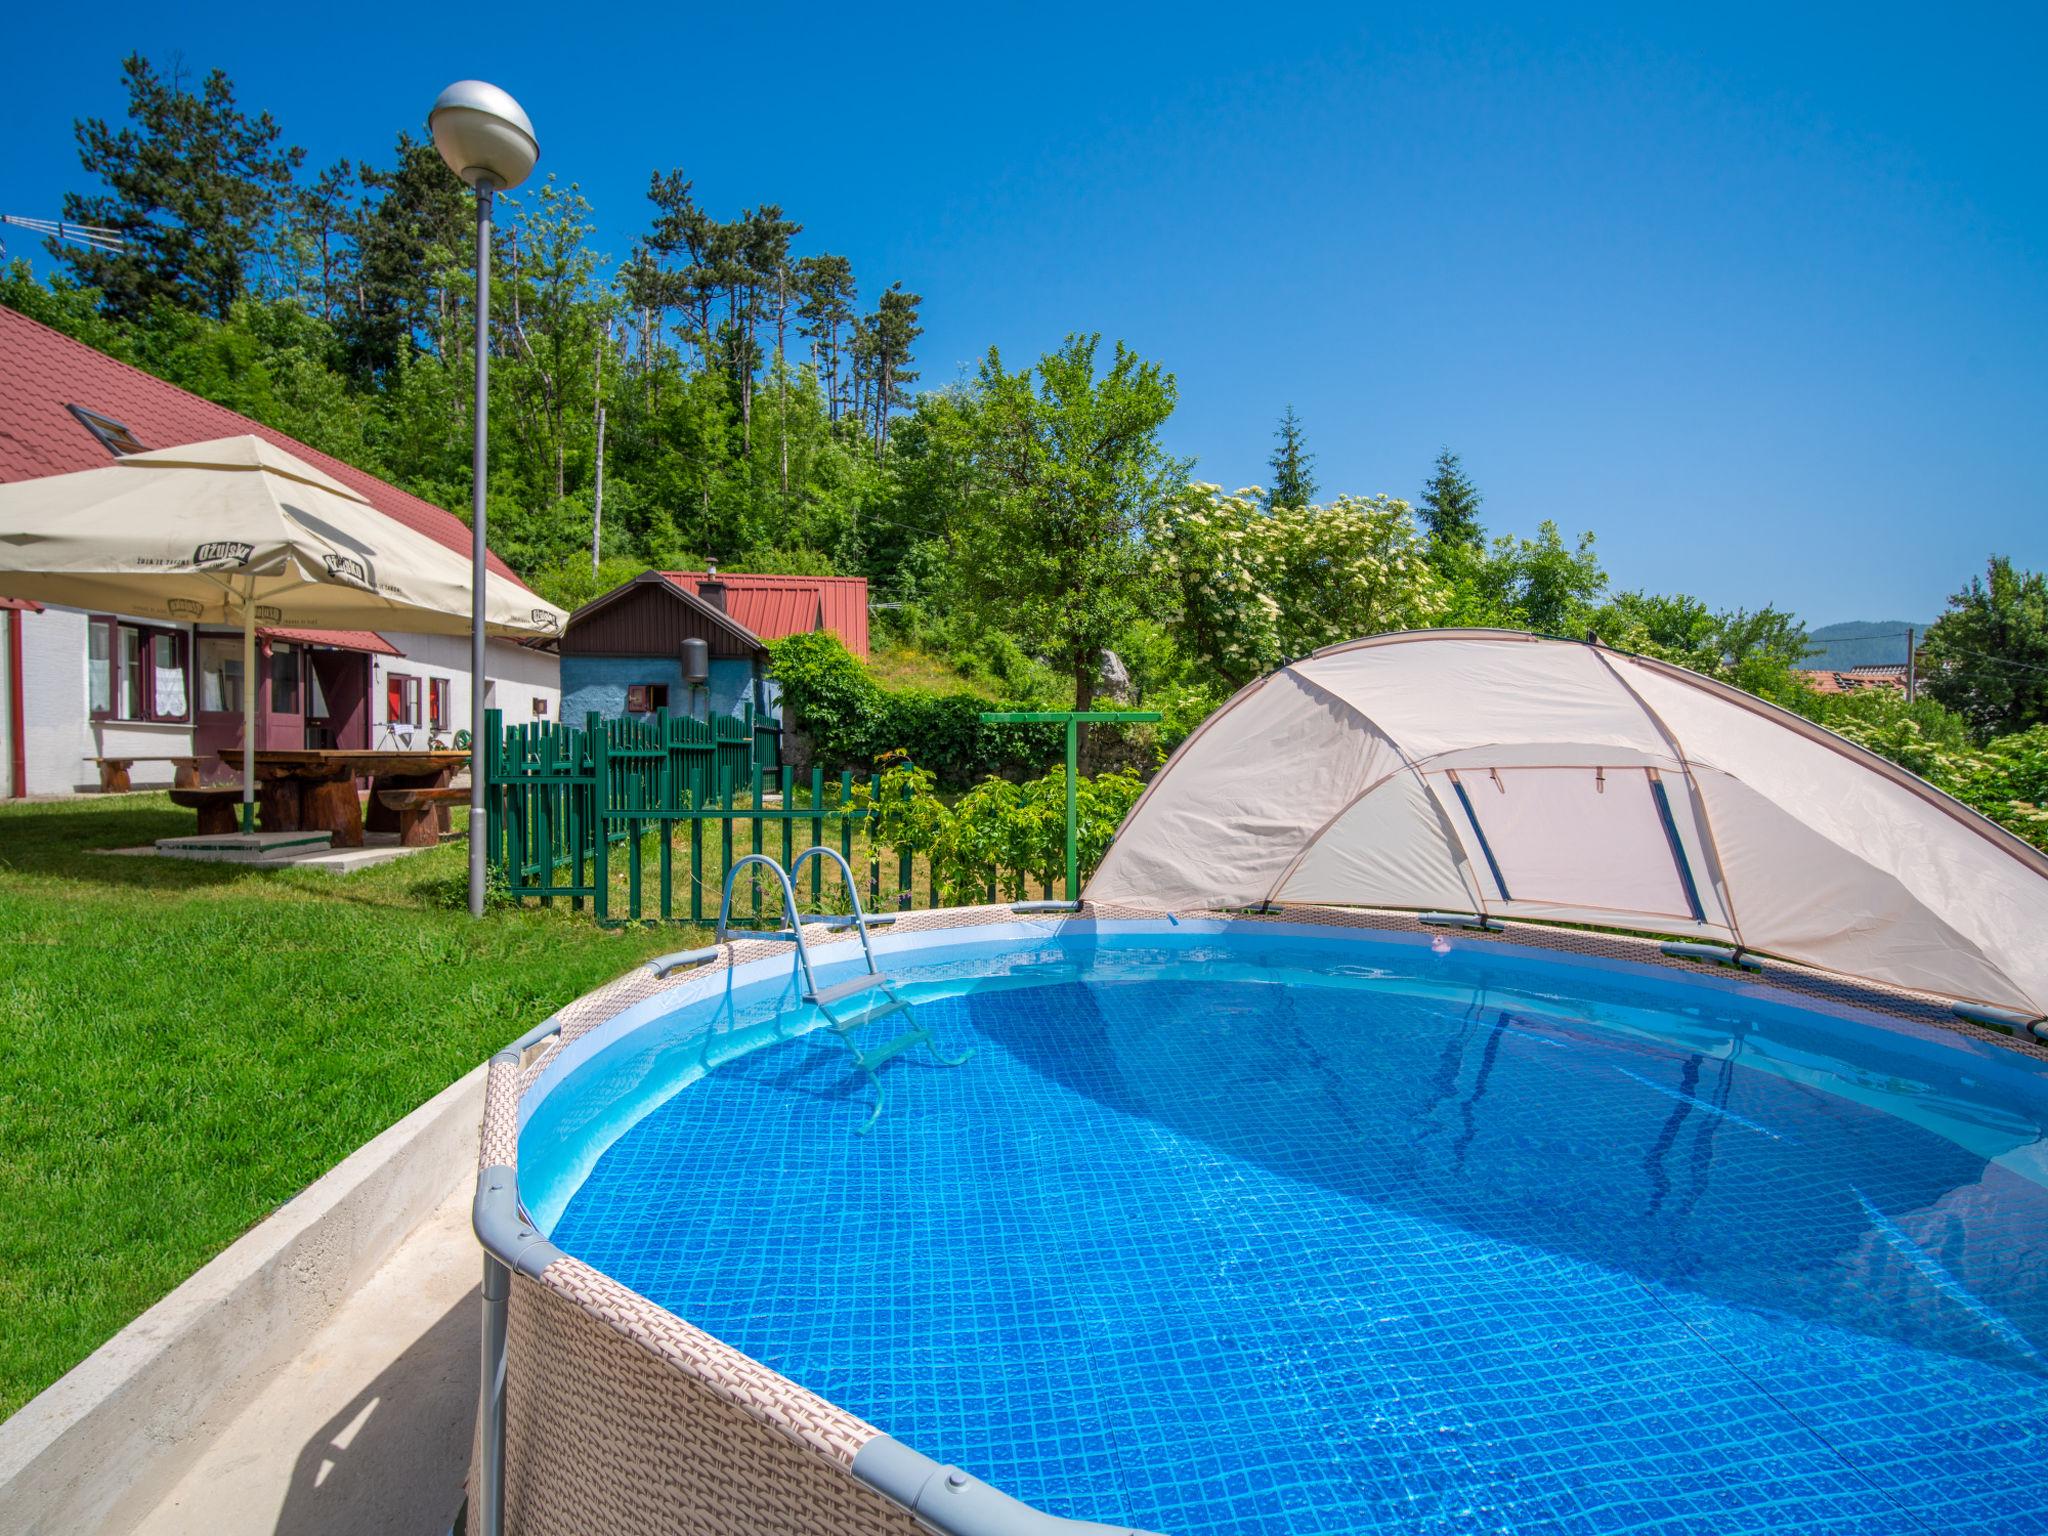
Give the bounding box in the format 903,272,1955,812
306,651,370,749
194,634,248,784
261,642,305,750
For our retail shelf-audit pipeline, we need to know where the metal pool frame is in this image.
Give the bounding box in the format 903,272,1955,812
466,901,2047,1536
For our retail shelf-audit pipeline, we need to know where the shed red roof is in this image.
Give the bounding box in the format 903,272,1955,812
660,571,868,659
0,304,526,590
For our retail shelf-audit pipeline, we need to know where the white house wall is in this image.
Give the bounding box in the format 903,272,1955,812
6,608,562,796
26,605,201,793
367,631,561,751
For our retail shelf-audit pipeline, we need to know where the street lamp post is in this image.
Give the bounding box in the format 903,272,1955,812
430,80,537,1536
430,81,538,921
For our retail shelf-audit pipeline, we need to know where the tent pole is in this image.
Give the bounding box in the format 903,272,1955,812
241,592,257,834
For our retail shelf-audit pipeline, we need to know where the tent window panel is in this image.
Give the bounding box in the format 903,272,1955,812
1445,767,1698,919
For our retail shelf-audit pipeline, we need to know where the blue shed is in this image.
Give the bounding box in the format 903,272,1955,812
558,570,777,728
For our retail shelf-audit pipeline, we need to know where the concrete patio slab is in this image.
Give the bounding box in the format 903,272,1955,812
102,832,440,874
154,830,333,862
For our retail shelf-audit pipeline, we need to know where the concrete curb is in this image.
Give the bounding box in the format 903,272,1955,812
0,1062,488,1536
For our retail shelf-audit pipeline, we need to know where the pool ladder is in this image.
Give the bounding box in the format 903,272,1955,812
718,849,972,1133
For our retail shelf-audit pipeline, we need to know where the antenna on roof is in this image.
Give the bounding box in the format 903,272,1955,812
0,215,127,258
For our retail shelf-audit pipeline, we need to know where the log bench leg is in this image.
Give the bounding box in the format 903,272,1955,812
98,760,134,794
259,779,302,834
395,804,444,847
194,800,239,836
301,777,364,847
172,759,202,791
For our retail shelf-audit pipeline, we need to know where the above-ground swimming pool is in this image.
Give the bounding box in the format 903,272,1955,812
494,916,2048,1536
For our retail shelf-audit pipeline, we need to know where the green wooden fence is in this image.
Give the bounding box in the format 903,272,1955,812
484,706,926,927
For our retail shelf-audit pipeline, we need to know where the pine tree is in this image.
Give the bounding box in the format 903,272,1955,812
1419,447,1484,552
287,160,357,324
345,133,471,381
1267,405,1316,509
794,254,856,420
60,54,305,322
864,282,923,459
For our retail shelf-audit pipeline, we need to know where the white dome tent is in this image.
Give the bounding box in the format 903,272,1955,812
1086,630,2048,1019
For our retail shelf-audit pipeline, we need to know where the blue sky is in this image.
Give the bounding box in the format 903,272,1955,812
4,2,2043,623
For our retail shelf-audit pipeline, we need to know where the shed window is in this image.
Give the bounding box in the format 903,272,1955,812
625,683,668,713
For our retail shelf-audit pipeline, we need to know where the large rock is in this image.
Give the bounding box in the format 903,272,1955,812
1096,649,1134,705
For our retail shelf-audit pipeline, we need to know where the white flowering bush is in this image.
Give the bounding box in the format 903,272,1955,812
1147,484,1447,685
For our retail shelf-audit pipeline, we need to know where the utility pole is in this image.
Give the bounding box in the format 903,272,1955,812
592,318,609,577
1906,626,1917,702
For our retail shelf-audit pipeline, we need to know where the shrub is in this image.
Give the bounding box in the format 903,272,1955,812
770,632,1063,785
851,763,1146,903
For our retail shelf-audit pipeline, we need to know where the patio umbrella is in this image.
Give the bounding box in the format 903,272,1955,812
0,434,565,829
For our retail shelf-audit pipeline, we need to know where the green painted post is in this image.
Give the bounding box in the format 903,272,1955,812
750,761,765,922
780,766,794,873
1064,716,1079,899
977,710,1161,902
868,772,882,909
898,775,914,911
689,793,703,926
591,727,610,925
838,770,853,872
809,767,825,906
719,765,734,920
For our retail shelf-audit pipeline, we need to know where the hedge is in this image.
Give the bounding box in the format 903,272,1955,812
770,632,1063,785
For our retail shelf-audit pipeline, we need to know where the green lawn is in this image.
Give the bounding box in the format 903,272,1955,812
0,794,687,1419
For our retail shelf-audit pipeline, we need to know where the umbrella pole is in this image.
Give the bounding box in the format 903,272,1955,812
241,596,257,834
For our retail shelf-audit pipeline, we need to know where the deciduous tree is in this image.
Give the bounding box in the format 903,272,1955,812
948,334,1186,712
1922,556,2048,740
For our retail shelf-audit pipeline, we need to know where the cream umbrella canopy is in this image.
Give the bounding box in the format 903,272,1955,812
0,435,565,829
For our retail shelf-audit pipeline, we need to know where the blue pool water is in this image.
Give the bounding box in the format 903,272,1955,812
538,928,2048,1535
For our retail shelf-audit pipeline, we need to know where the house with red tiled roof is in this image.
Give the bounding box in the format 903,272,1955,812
1803,664,1909,698
0,304,560,796
556,566,868,729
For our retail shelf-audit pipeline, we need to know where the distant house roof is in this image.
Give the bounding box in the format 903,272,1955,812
0,305,531,617
661,570,869,659
562,570,771,661
1804,666,1908,696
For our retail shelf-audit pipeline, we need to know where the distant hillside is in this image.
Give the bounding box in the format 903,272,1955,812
1797,620,1928,671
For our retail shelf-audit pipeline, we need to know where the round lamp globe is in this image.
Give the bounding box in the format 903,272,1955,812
428,81,538,191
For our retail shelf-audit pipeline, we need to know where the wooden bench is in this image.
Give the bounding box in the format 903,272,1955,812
96,756,204,793
375,786,468,847
168,787,248,836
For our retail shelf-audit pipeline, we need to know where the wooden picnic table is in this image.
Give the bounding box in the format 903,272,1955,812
214,749,469,847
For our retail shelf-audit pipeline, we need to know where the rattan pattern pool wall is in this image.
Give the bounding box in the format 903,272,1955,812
465,902,2047,1535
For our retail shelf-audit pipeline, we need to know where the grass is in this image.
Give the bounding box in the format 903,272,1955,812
866,639,1006,699
0,793,687,1419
